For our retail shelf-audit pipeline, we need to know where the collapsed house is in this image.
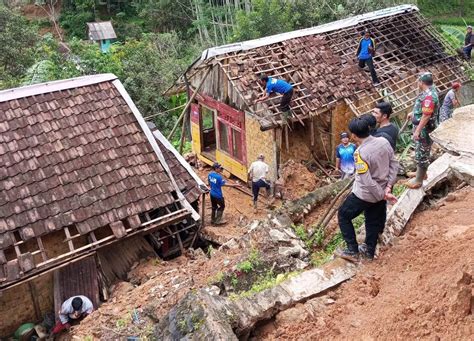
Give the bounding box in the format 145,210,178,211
0,74,206,336
168,4,467,181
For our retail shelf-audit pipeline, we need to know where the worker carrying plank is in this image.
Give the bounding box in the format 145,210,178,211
356,29,380,85
52,295,94,334
336,117,398,262
256,73,294,122
406,72,439,189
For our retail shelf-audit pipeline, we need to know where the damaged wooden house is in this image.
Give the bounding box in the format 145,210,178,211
0,74,206,337
168,4,468,181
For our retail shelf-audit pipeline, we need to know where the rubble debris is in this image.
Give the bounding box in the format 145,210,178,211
279,160,321,200
154,258,356,340
265,186,474,340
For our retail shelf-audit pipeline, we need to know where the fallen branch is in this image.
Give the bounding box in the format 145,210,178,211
275,178,352,223
309,178,354,238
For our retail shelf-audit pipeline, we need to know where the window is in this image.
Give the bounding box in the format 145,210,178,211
201,106,214,131
218,121,229,153
231,128,243,160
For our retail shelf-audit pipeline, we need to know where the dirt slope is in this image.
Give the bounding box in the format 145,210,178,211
256,186,474,340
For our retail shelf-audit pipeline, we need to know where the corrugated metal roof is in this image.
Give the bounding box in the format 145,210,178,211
87,21,117,41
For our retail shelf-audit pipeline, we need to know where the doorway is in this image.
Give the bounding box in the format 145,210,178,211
200,105,217,161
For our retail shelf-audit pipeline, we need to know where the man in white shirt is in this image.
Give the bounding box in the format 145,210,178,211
248,154,272,212
52,295,94,334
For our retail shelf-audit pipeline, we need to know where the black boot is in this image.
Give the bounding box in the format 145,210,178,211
214,210,227,225
211,209,217,225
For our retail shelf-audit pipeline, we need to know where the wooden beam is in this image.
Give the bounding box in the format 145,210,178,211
168,67,212,141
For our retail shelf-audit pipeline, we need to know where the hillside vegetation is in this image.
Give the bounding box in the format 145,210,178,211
1,0,472,141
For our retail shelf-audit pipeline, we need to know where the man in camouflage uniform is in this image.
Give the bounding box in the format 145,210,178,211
406,72,439,189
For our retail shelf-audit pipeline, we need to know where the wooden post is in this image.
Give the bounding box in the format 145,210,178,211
28,281,42,321
168,67,212,141
191,192,206,247
310,117,315,147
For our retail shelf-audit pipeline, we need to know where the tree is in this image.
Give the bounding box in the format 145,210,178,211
0,6,38,89
232,0,293,42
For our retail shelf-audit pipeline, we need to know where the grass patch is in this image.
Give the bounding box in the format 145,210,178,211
392,184,406,198
229,270,299,300
311,214,365,266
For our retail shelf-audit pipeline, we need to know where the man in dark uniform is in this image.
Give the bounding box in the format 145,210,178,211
336,117,398,261
406,72,439,189
463,25,473,60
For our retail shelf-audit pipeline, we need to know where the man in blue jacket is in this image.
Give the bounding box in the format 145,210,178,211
257,74,294,121
356,29,380,85
208,163,241,225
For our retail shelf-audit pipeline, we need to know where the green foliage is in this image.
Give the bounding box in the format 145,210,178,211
207,271,224,285
230,270,299,300
292,223,324,249
418,0,474,18
59,10,95,39
235,248,261,273
392,184,406,198
0,6,38,88
137,0,194,39
439,25,466,50
232,0,293,42
236,260,254,273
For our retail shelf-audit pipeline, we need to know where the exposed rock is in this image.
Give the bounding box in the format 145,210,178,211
278,245,308,258
219,238,239,251
275,304,308,327
269,229,291,243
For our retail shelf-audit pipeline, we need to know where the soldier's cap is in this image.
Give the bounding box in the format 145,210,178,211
419,72,433,82
212,162,223,170
340,132,349,138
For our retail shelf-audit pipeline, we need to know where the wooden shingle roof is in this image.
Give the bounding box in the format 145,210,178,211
0,74,202,288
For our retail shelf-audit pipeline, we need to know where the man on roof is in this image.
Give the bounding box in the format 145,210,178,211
356,29,380,85
256,74,294,122
406,72,439,189
52,295,94,334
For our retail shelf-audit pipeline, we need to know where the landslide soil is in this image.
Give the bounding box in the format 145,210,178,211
256,186,474,340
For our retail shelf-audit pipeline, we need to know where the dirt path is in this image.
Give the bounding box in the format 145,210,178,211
254,186,474,340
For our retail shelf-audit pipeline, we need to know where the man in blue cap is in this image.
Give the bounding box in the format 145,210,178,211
406,72,439,189
208,162,241,225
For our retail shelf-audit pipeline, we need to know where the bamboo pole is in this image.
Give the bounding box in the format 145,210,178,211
167,67,211,141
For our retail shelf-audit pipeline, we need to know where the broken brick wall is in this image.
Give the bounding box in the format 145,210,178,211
279,111,333,165
0,273,54,337
331,101,355,162
0,229,90,337
245,113,277,181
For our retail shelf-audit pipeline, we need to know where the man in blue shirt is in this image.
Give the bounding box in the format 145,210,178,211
335,132,357,179
356,29,379,85
257,74,294,120
208,163,241,225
